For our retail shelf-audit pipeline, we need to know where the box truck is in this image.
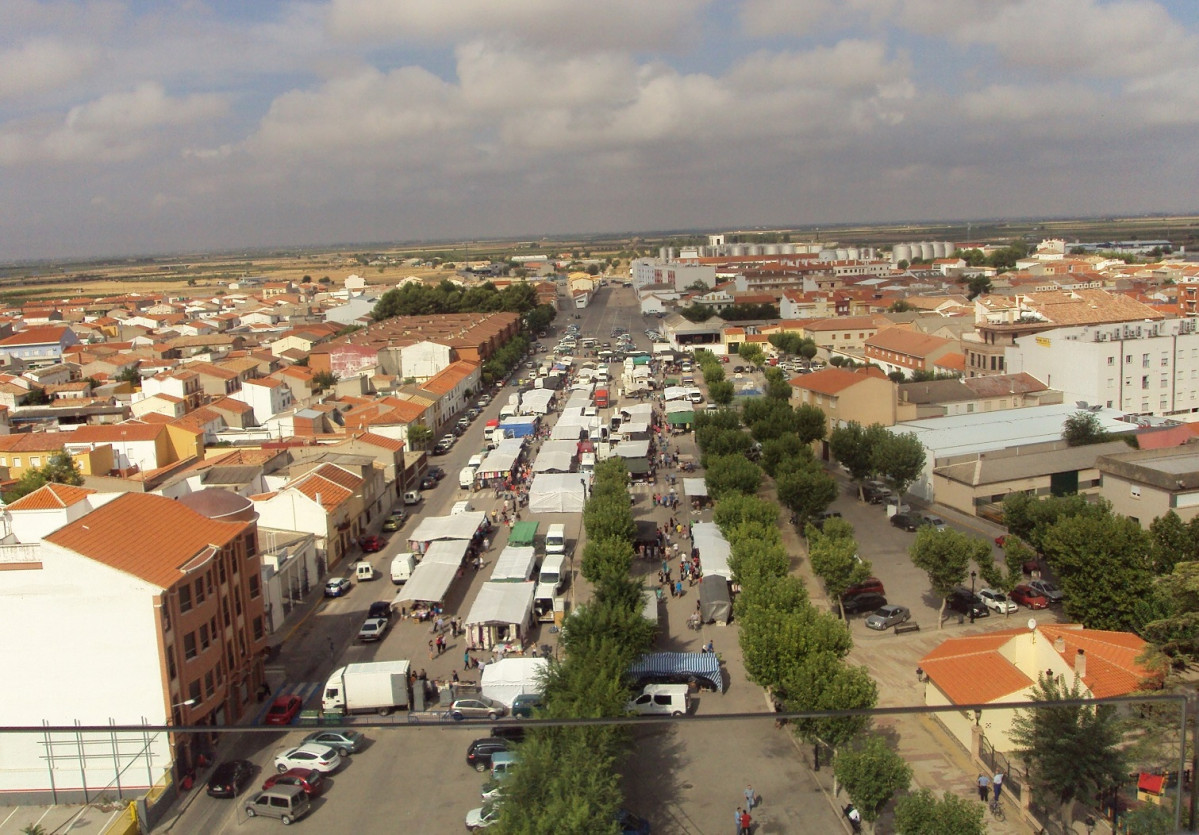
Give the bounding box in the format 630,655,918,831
594,388,609,408
322,660,411,716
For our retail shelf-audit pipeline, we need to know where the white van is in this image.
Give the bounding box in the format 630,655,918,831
499,405,517,421
459,466,477,490
538,553,566,592
390,552,416,584
468,454,485,470
354,561,377,582
451,500,473,516
626,684,690,717
580,453,596,476
544,524,566,557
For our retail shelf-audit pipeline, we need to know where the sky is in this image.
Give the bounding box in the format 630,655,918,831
3,0,1199,261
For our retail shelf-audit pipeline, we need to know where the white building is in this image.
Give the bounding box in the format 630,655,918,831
397,340,454,382
241,377,294,426
631,259,716,291
1006,318,1199,418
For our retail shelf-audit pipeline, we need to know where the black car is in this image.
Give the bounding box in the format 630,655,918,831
427,466,446,481
420,475,438,490
490,725,527,741
466,737,510,772
947,588,989,619
890,513,922,532
368,601,393,622
840,592,887,616
861,483,892,504
207,759,254,798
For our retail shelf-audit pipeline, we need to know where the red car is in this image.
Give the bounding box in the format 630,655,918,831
1010,584,1049,610
264,694,303,726
263,767,325,797
359,535,387,553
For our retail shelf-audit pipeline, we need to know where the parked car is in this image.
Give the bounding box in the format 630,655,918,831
466,803,502,831
947,588,989,619
865,604,911,631
264,694,303,726
262,767,325,797
841,592,887,615
206,759,254,798
466,737,510,772
810,510,842,530
890,513,923,532
403,490,422,505
616,809,653,835
420,474,438,490
843,577,885,599
979,588,1018,614
479,394,492,406
450,697,507,721
1027,578,1064,605
381,511,406,532
323,577,351,598
302,729,364,756
368,600,392,621
428,466,446,481
357,616,389,642
273,743,341,774
490,725,526,742
358,535,386,553
511,693,544,719
243,784,310,825
1010,584,1050,610
861,482,892,504
923,515,947,531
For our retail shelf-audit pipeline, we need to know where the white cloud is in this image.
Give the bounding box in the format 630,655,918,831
0,38,98,101
0,82,228,164
326,0,711,50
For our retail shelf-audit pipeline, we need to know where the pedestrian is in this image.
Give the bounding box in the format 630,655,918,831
463,650,470,668
451,669,459,684
739,809,752,835
735,808,742,835
675,579,683,597
744,783,756,811
993,771,1004,802
977,773,990,802
669,579,677,598
435,616,444,634
428,640,435,661
483,536,491,550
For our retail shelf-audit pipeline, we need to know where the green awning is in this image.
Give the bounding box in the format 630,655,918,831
666,411,695,426
632,355,650,365
625,459,652,475
508,521,539,548
664,378,679,386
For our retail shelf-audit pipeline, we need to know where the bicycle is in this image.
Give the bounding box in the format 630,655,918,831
989,798,1005,821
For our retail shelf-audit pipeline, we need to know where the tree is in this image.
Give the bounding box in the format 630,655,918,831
1120,800,1176,835
708,380,734,405
1040,510,1153,631
406,424,433,450
680,304,713,322
872,431,926,498
703,455,762,499
782,653,877,750
1141,560,1199,663
312,370,338,390
1062,410,1110,446
807,520,872,617
777,466,838,531
830,422,887,500
888,300,914,313
894,789,985,835
1148,510,1199,575
6,451,84,503
965,275,992,299
738,343,766,367
910,528,994,627
793,404,826,444
1009,674,1126,831
833,734,912,826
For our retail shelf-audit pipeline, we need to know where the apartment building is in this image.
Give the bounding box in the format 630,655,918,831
1007,318,1199,417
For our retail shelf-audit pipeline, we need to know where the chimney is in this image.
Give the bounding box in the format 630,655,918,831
1054,636,1065,653
1075,649,1086,680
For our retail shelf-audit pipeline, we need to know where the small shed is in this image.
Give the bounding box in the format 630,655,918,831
699,574,732,625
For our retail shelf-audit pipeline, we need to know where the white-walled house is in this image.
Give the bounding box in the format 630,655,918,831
397,340,453,382
241,377,294,426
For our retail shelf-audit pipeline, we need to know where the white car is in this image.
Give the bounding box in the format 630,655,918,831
273,743,341,774
466,803,501,830
979,588,1018,614
357,617,389,642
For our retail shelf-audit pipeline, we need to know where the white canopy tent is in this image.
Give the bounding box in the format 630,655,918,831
520,389,555,415
663,385,703,402
480,657,548,708
490,546,537,582
477,439,524,480
617,421,650,438
392,561,459,605
682,477,708,498
691,521,732,580
422,539,471,566
465,581,536,650
664,400,696,416
532,449,575,473
408,512,487,553
528,473,587,514
620,403,654,422
611,439,651,459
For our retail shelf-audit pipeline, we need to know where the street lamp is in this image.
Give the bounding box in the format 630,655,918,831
969,570,977,624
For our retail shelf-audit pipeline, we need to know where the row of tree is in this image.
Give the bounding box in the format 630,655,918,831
494,458,653,833
371,278,556,334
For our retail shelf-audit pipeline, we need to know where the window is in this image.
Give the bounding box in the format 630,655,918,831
1143,354,1150,368
194,578,205,605
13,457,20,468
1131,484,1142,498
223,599,231,627
167,647,177,680
1162,355,1170,367
248,574,260,599
1126,355,1133,363
1107,377,1114,388
252,616,264,641
1143,376,1150,389
199,624,210,651
183,632,197,660
178,585,192,614
161,601,171,633
188,680,202,703
1161,374,1169,387
30,457,40,468
204,671,215,698
206,572,214,597
217,558,226,584
1107,356,1115,366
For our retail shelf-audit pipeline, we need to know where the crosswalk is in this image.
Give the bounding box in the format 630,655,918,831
251,680,324,726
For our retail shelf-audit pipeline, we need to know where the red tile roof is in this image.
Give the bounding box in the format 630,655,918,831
7,482,95,510
45,493,249,589
0,326,72,346
789,367,882,395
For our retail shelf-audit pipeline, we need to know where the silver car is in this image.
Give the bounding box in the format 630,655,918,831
865,604,911,631
979,588,1018,614
450,697,507,721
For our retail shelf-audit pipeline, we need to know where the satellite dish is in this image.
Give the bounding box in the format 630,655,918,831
1027,618,1037,632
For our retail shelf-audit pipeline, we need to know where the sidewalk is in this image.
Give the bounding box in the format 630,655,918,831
769,478,1034,834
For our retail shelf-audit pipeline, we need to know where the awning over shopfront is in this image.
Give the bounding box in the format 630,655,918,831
465,581,536,627
508,521,538,548
691,521,731,579
491,546,537,582
393,562,459,605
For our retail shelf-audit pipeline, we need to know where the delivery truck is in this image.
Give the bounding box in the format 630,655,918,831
322,660,411,716
594,388,609,408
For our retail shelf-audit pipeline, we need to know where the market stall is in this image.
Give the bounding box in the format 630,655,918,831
490,545,537,583
691,521,732,580
465,581,537,651
407,512,488,555
527,473,587,514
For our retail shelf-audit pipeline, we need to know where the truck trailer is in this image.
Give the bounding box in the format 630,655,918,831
322,660,411,716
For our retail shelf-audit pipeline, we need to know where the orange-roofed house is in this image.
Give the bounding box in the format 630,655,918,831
251,462,368,568
0,325,81,368
864,327,958,378
65,422,178,474
0,431,114,479
2,492,267,797
420,361,480,429
789,367,899,443
920,623,1159,752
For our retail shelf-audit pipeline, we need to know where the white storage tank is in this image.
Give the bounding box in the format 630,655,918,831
893,244,913,264
918,242,934,260
781,243,796,254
